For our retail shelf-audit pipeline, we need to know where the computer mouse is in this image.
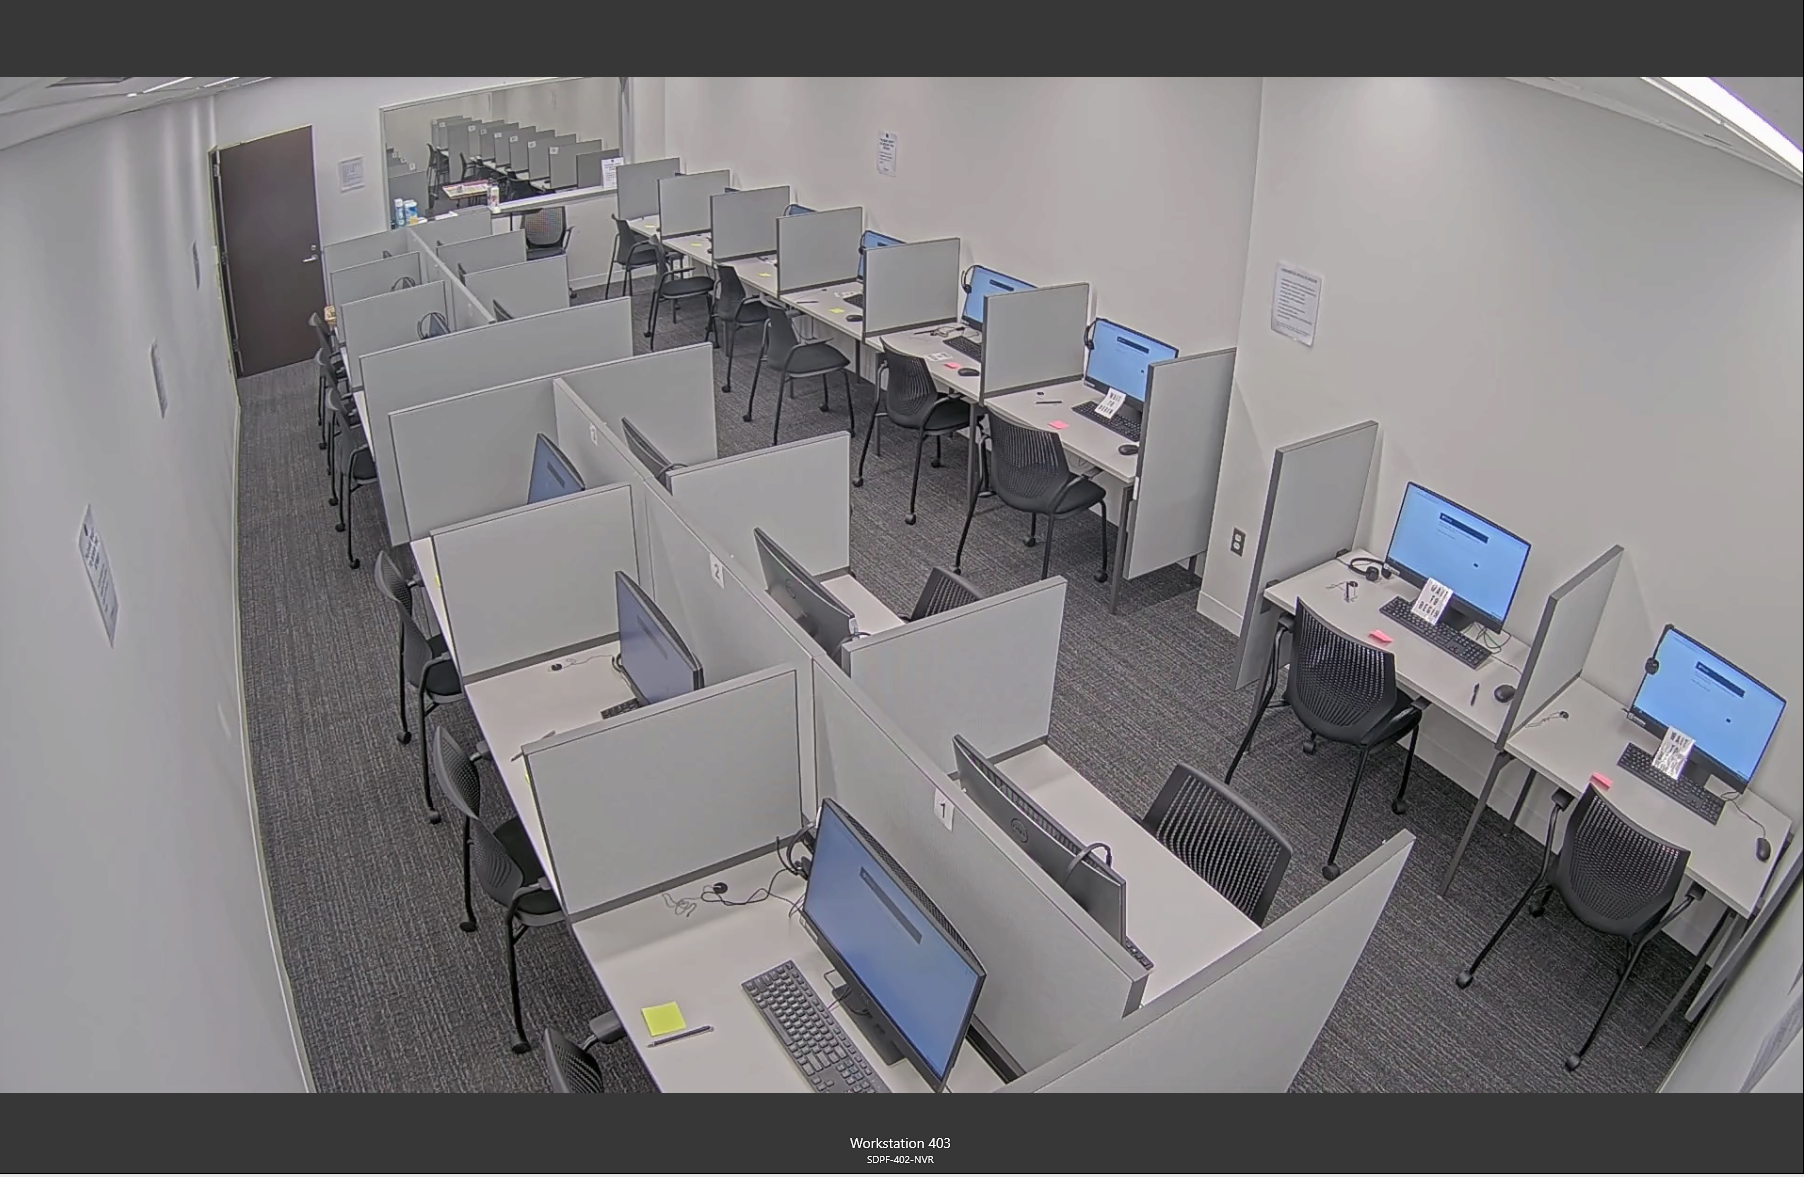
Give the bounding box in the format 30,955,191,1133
1756,836,1771,862
1493,683,1516,703
957,367,979,377
847,314,863,322
1118,443,1139,455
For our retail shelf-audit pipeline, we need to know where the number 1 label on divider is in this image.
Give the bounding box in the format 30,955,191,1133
1093,390,1127,420
1652,727,1694,780
932,789,955,832
1411,578,1453,626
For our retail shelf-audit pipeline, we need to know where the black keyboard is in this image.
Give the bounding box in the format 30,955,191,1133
742,960,890,1093
1073,400,1141,441
1617,744,1725,823
600,698,642,720
1377,595,1491,668
945,335,982,361
842,292,864,308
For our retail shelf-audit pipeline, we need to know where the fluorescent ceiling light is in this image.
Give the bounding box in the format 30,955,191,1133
1647,76,1803,175
141,76,194,94
203,76,240,87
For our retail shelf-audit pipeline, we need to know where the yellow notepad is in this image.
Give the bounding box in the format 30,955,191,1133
642,1002,686,1036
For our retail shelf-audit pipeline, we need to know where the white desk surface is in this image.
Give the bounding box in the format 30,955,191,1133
571,849,1006,1093
1504,677,1790,919
1264,551,1528,743
409,537,452,658
877,328,983,403
984,384,1138,486
822,573,905,638
994,744,1259,1002
782,283,867,337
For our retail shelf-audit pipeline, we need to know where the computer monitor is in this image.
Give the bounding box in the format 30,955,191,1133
960,265,1034,331
1628,625,1785,791
857,230,903,282
1085,318,1177,408
952,736,1131,949
613,571,703,706
802,798,985,1091
1383,483,1532,632
492,299,514,322
786,203,814,216
525,433,584,504
754,527,855,658
621,416,682,490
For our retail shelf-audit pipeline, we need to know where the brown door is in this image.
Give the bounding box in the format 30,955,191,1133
214,126,325,376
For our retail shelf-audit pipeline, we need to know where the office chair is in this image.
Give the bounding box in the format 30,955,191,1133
543,1019,627,1092
1223,600,1421,880
431,726,509,934
372,549,435,745
645,240,715,350
309,314,344,453
467,792,565,1054
313,346,344,481
1457,786,1703,1071
856,351,978,526
390,276,417,291
605,214,659,299
713,265,768,395
1141,765,1293,925
380,591,463,823
325,384,378,570
908,567,983,621
418,312,450,340
954,415,1109,584
745,305,855,446
522,207,572,260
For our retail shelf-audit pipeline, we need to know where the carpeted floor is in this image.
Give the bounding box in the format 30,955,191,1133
236,281,1695,1092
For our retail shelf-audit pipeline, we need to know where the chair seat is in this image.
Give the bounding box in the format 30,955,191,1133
910,397,971,434
347,449,378,482
660,277,713,298
785,342,851,377
1015,476,1105,519
428,633,450,660
526,245,565,262
495,817,561,918
423,659,462,699
731,303,769,326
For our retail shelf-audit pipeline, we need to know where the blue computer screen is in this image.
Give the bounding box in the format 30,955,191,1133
526,435,583,505
804,804,980,1083
1632,628,1785,785
1086,319,1177,403
960,265,1033,329
615,574,699,705
786,204,814,216
1384,483,1530,628
858,230,903,281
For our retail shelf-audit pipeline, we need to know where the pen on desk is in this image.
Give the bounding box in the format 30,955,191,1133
647,1024,714,1047
1036,399,1061,405
1470,683,1480,706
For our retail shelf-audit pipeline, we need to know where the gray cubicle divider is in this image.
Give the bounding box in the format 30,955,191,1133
657,170,730,239
861,238,961,337
338,281,450,387
615,157,681,221
842,577,1066,775
1123,349,1235,581
410,212,492,251
552,380,645,491
710,186,791,261
328,253,421,306
577,148,621,192
1005,831,1413,1092
811,662,1146,1075
559,344,719,468
433,482,640,681
549,139,596,189
980,283,1089,397
438,230,526,279
1504,545,1624,736
448,279,493,332
389,377,557,541
389,170,429,217
1232,420,1379,690
526,663,809,922
361,297,635,543
465,255,571,320
665,433,851,577
323,226,414,287
777,206,862,295
527,136,552,183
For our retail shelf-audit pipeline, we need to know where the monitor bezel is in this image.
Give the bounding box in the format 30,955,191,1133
1081,317,1178,402
1627,623,1786,790
1382,481,1531,633
754,527,855,658
857,230,904,282
960,265,1032,332
612,570,703,706
526,433,585,504
620,416,675,485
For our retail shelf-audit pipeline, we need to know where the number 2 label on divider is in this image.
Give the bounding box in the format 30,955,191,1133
932,789,955,832
589,423,599,446
709,553,725,588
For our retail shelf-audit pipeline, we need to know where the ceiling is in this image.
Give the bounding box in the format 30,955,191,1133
0,77,270,154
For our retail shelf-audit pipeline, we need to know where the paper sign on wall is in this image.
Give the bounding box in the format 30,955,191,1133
1092,390,1127,420
78,505,120,646
1411,578,1453,626
601,157,620,189
149,341,169,418
876,131,899,178
338,156,365,193
1652,727,1695,780
1271,262,1322,347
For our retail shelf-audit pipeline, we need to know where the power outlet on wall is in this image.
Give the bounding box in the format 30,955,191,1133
1231,528,1246,556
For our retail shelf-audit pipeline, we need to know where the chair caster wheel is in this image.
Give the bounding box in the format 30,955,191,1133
318,440,328,450
1456,969,1474,989
930,459,943,469
741,413,753,423
819,403,831,413
1564,1054,1583,1073
1301,737,1317,755
1392,800,1408,815
511,1040,533,1055
426,810,442,825
397,731,412,746
721,384,732,394
334,522,346,533
905,514,917,526
852,477,864,488
459,918,478,933
1024,537,1037,548
328,496,339,507
1322,862,1342,881
348,558,360,570
1095,572,1109,584
1529,903,1546,918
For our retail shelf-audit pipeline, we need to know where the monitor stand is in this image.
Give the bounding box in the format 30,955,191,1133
830,981,906,1067
1438,601,1478,635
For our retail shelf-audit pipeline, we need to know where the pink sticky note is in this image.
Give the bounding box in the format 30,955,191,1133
1368,629,1393,644
1048,420,1069,430
1589,772,1612,790
943,362,963,370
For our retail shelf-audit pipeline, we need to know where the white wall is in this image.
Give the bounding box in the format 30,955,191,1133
662,77,1262,355
1664,880,1802,1092
1199,77,1804,824
382,93,495,173
214,77,548,246
0,98,304,1090
490,77,621,149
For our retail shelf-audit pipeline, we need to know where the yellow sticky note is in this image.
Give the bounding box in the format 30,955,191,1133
829,307,844,314
759,272,772,278
642,1002,686,1036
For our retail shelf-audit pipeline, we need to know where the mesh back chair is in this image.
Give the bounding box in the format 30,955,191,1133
543,1029,606,1092
372,549,438,745
468,803,563,1054
645,240,716,350
522,206,572,260
430,726,491,934
313,346,342,480
714,265,769,394
1223,600,1421,879
388,598,463,822
606,215,660,300
744,305,855,446
309,315,343,453
326,383,379,570
909,567,982,621
1457,786,1702,1071
390,275,417,291
1141,765,1293,925
856,351,978,526
954,415,1109,583
418,311,450,339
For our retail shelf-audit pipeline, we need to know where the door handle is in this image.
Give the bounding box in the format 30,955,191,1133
303,255,319,263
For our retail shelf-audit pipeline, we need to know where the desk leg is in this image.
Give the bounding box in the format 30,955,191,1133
1439,750,1514,896
1108,485,1132,614
1644,908,1736,1046
965,400,981,504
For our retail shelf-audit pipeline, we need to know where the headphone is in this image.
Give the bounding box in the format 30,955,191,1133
1645,657,1660,676
1083,320,1096,352
960,264,973,294
1348,556,1392,583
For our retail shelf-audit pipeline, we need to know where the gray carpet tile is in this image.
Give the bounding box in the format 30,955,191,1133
237,280,1693,1092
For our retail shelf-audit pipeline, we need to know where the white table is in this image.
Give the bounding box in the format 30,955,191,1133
410,537,450,654
994,744,1260,1002
822,573,905,638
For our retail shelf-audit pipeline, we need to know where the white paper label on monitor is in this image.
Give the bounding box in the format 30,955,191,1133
1652,727,1694,780
1093,390,1127,420
1411,578,1453,625
932,788,955,832
709,553,725,589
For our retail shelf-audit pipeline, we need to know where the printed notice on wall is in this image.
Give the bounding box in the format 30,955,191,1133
149,340,169,418
338,156,365,193
1271,263,1322,347
78,505,120,646
876,131,899,178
